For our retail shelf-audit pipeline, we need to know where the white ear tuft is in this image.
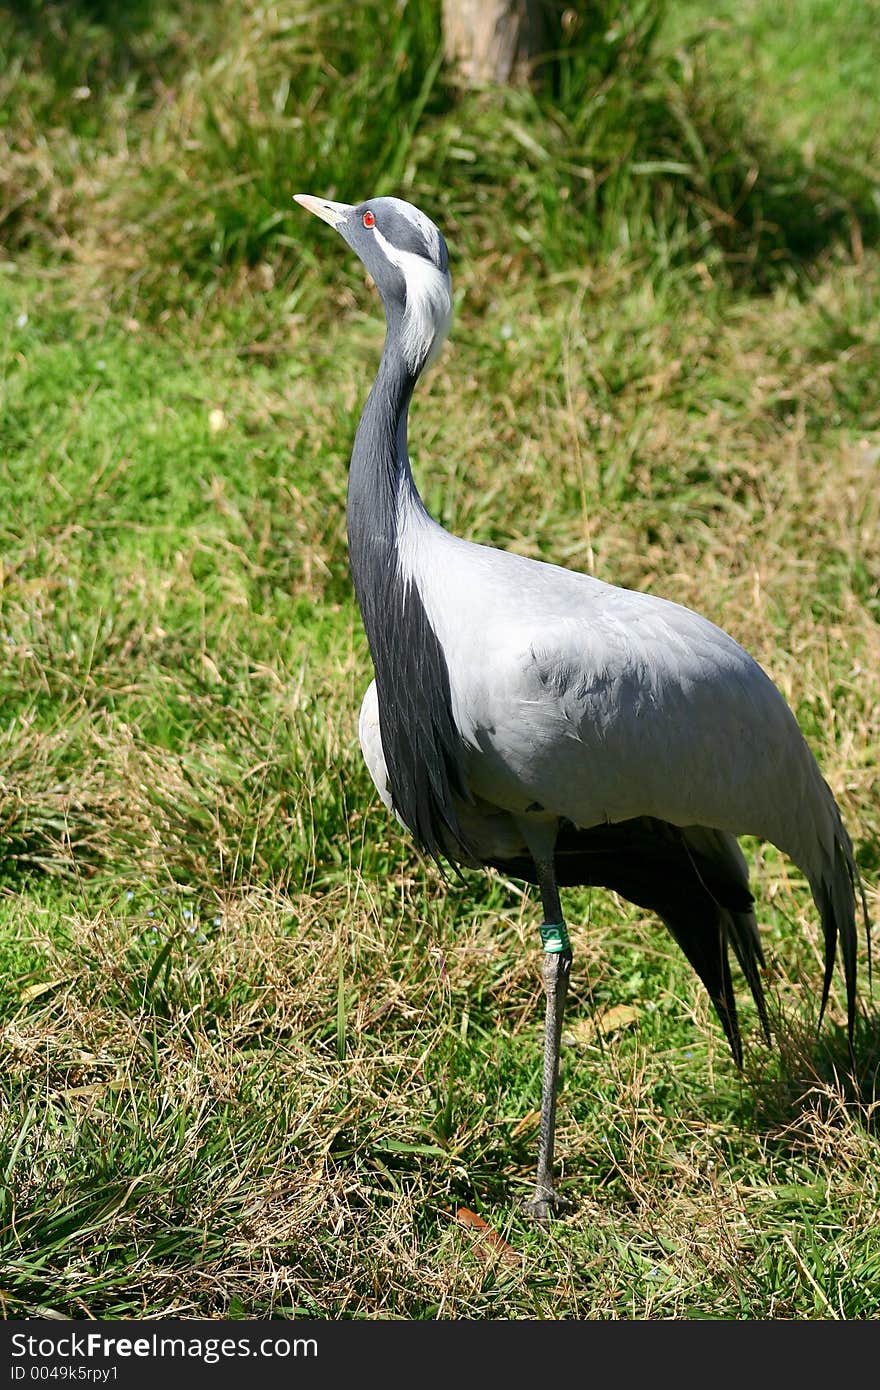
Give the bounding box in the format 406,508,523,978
373,229,452,372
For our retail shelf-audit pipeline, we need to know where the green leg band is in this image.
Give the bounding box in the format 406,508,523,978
539,922,571,954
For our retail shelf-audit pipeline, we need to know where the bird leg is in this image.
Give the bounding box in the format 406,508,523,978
525,863,573,1224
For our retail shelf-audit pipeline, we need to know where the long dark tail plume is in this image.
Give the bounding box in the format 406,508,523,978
813,820,869,1048
660,907,767,1067
491,816,770,1065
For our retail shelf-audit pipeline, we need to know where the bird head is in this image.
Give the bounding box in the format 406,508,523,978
295,194,453,376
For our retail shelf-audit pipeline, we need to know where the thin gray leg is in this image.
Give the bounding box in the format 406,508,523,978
525,859,573,1224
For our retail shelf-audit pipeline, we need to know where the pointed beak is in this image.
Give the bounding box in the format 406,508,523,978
293,194,353,230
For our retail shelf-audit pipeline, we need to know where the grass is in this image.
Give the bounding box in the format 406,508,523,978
1,0,879,1320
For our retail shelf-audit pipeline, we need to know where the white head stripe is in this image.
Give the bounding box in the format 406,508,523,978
373,226,452,372
379,198,442,265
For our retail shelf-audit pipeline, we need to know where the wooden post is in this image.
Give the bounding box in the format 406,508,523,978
441,0,547,86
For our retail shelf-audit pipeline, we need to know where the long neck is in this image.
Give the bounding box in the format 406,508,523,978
346,329,424,640
346,320,470,864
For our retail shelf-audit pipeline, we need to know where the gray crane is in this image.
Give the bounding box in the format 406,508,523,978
295,192,867,1222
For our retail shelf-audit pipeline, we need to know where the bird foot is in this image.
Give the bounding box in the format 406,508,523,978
523,1185,572,1226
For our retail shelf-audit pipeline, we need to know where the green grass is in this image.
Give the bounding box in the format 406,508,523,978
1,0,879,1320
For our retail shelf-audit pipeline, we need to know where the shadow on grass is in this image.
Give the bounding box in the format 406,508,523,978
743,1003,880,1140
4,0,183,105
8,0,163,46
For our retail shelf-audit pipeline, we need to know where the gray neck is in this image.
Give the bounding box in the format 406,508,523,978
345,310,470,863
346,326,423,638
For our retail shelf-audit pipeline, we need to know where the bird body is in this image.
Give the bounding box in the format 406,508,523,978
385,504,815,847
360,481,851,904
295,191,866,1219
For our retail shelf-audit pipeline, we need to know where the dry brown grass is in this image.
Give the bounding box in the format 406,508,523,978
1,0,879,1320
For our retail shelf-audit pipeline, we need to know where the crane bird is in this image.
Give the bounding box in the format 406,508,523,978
295,192,867,1222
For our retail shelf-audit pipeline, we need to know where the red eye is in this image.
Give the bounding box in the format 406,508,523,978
363,210,375,228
